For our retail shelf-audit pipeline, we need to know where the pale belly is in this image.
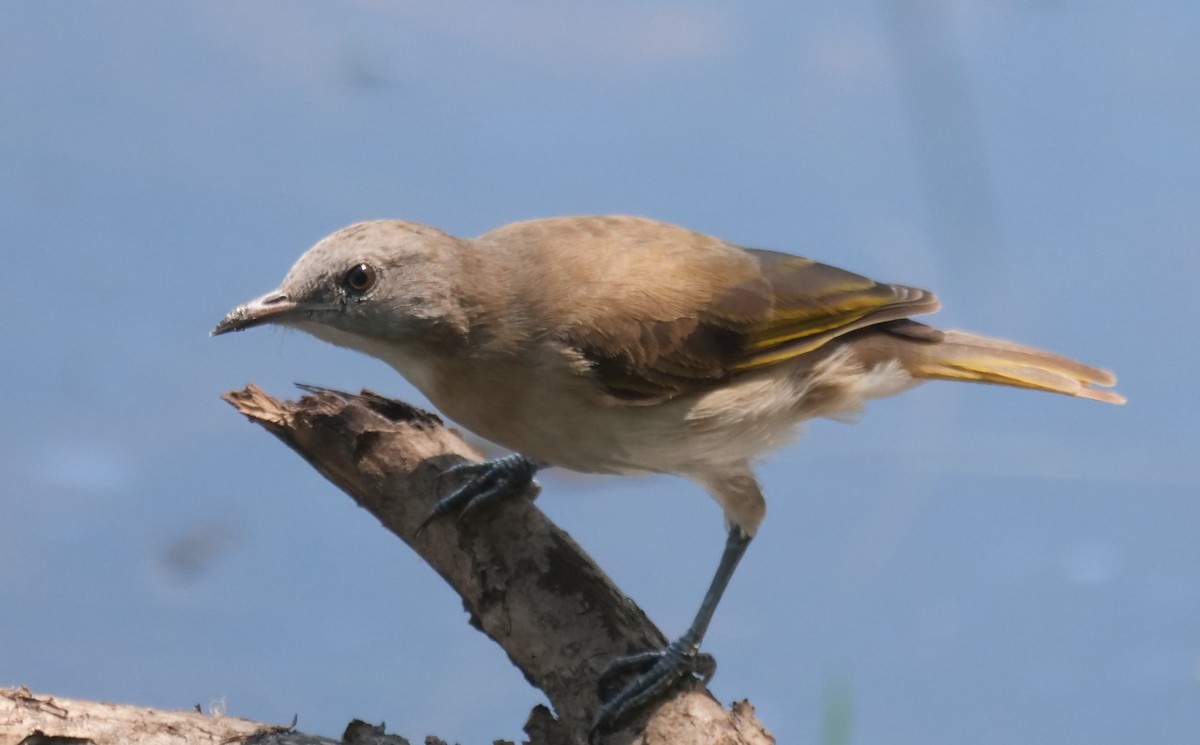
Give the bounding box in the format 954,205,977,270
309,323,918,478
406,348,918,477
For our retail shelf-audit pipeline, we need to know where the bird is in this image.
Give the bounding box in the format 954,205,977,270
213,215,1123,735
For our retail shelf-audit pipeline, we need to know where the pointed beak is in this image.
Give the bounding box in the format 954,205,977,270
212,290,301,336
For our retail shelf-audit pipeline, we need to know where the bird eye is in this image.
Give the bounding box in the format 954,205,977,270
342,263,377,294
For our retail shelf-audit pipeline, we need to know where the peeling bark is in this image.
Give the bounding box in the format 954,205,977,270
0,386,775,745
219,385,772,745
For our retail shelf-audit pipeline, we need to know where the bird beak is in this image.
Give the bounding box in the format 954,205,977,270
212,290,301,336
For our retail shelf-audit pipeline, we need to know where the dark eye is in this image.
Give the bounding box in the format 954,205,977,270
342,263,377,294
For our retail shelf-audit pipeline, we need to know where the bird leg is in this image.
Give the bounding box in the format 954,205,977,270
591,525,753,737
415,453,539,535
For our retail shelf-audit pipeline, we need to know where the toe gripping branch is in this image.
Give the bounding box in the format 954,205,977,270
413,448,754,740
416,453,539,536
590,525,753,739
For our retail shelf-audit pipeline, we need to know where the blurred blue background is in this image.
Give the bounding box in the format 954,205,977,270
2,2,1196,743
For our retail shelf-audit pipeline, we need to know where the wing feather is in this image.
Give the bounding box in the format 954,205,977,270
567,246,938,402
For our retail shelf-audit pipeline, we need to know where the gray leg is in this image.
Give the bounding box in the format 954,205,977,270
415,454,539,535
591,525,753,738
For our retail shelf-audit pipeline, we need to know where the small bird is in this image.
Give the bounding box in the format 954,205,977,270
214,215,1123,733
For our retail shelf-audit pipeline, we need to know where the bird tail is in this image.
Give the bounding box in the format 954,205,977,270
906,330,1125,404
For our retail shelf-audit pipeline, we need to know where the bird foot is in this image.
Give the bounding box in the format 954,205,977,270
415,454,538,535
590,636,716,739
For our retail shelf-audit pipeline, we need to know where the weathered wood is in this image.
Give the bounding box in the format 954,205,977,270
219,384,773,745
0,686,320,745
0,386,775,745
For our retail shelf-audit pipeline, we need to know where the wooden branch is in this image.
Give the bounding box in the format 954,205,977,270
0,685,484,745
0,686,334,745
217,384,774,745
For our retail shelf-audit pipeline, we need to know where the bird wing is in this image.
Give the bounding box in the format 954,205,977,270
730,249,940,369
568,247,940,403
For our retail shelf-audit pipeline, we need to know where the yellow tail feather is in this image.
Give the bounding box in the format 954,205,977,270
909,330,1125,404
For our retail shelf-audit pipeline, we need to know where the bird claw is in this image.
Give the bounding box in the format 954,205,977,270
415,454,538,536
590,637,716,739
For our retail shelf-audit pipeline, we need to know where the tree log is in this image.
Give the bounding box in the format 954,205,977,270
0,686,327,745
0,386,775,745
218,385,773,745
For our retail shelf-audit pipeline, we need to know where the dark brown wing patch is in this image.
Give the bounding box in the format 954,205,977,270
570,246,939,402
